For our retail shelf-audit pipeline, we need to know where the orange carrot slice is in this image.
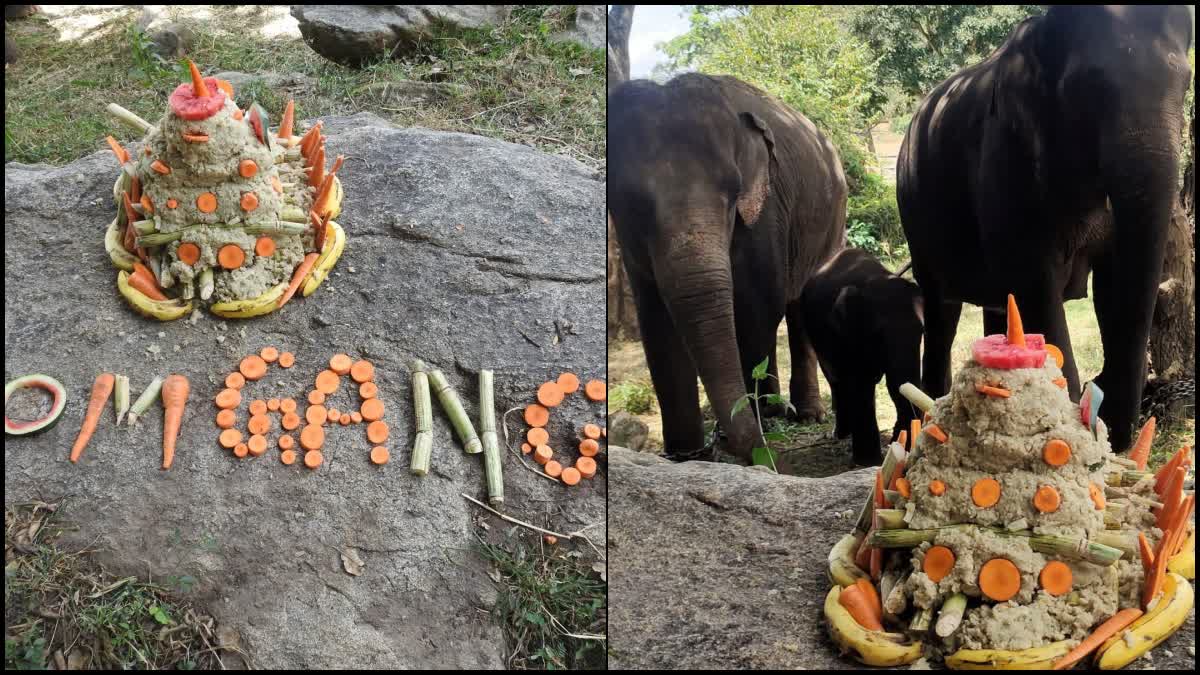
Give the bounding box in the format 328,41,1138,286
151,159,171,175
976,384,1011,398
351,412,362,423
240,355,268,381
979,558,1021,601
166,198,178,209
196,191,217,213
315,369,340,394
580,438,599,457
267,398,280,411
224,372,245,390
576,456,597,479
924,546,955,582
127,264,167,301
281,412,301,431
140,194,154,215
350,360,374,383
304,450,323,469
177,242,201,266
929,479,946,496
1043,439,1071,466
278,252,319,308
218,244,245,269
897,430,908,450
249,399,267,416
215,388,241,410
584,380,607,401
249,414,271,436
360,398,384,422
561,467,581,486
278,352,295,368
583,423,601,440
281,449,297,465
528,427,549,447
557,372,580,394
308,390,325,405
370,446,390,465
1044,343,1064,368
216,409,237,429
300,424,325,451
366,420,389,444
359,381,378,399
544,460,563,478
895,477,912,498
248,434,268,456
326,408,341,424
233,109,243,121
1052,377,1067,389
521,443,532,454
240,192,259,212
255,236,276,257
219,428,243,449
925,424,948,443
972,478,1001,507
1089,483,1106,510
534,445,553,465
1154,466,1185,529
524,404,549,427
280,398,297,414
329,354,352,375
233,443,249,458
1034,485,1061,513
279,434,295,450
338,413,350,426
305,405,327,426
537,381,565,407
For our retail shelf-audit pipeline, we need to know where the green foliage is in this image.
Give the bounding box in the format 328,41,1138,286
610,381,656,415
849,5,1043,97
847,172,903,254
5,631,47,670
126,23,185,85
732,356,796,471
658,5,884,195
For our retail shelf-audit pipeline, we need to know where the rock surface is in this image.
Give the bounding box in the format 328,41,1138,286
607,411,648,450
552,5,605,50
608,446,1195,670
290,5,511,66
4,113,606,669
212,70,316,93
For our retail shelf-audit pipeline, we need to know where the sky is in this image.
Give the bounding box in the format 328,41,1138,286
619,5,690,78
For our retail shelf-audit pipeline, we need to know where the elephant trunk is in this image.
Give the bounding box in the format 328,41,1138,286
1098,121,1181,450
654,232,760,459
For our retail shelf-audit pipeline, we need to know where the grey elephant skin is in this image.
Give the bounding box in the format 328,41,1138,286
897,5,1192,452
608,74,847,461
801,248,923,465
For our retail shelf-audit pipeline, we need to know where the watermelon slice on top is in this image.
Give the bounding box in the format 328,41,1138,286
168,60,226,121
971,294,1049,370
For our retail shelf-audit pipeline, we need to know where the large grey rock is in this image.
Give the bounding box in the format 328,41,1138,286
137,7,192,59
608,447,1196,670
290,5,511,66
607,411,648,450
4,113,606,669
552,5,605,50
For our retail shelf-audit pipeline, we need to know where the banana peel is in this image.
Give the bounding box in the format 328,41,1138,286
210,281,288,319
828,532,869,587
1094,572,1193,669
824,585,922,667
117,270,192,321
106,218,138,271
944,640,1073,670
1166,527,1194,580
327,175,343,220
301,221,345,297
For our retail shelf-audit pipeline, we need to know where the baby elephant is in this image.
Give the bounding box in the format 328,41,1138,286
801,248,924,465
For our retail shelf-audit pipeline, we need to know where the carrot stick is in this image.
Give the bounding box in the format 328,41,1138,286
1143,528,1172,608
1154,466,1185,528
1128,417,1156,470
1137,531,1155,570
837,584,884,631
854,577,883,622
925,424,947,443
975,384,1011,398
1154,446,1189,494
160,374,189,470
309,146,325,188
299,121,322,158
105,136,130,164
1006,294,1026,348
896,430,907,451
187,59,209,97
312,173,335,217
70,373,115,463
1166,495,1194,558
277,99,295,140
1051,607,1143,670
127,263,168,301
278,252,319,308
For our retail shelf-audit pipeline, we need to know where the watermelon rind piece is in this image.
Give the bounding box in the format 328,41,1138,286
972,333,1048,369
168,79,226,121
5,374,67,436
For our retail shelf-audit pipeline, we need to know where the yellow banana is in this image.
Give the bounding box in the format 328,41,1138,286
1166,528,1194,580
116,271,192,321
327,175,343,220
1095,572,1193,669
824,585,922,667
302,221,345,297
945,640,1073,670
828,532,869,587
210,281,287,318
106,218,138,272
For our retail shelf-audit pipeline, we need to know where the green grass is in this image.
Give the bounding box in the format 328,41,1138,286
610,380,656,415
4,501,232,670
476,539,606,670
5,6,603,168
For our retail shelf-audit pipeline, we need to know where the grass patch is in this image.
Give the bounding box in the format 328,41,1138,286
476,539,606,670
4,501,235,670
609,380,656,415
5,6,603,168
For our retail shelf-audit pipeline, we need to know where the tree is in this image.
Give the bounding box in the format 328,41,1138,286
608,5,640,341
849,5,1043,97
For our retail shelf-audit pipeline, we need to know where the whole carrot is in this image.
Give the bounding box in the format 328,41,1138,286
70,373,115,463
160,374,190,470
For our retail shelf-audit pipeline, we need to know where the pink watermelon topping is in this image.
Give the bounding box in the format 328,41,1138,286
972,333,1048,369
168,78,226,121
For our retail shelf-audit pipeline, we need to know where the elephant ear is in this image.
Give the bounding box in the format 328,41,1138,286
736,111,777,228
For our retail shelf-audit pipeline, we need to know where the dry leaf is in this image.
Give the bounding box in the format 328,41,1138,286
592,561,606,582
216,625,241,649
569,67,592,76
341,548,365,576
66,649,88,670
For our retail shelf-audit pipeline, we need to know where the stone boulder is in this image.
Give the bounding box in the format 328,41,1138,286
607,411,648,450
4,113,606,669
607,447,1196,670
551,5,605,50
290,5,511,67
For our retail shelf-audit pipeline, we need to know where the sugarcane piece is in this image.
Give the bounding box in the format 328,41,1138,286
909,606,933,634
1109,455,1139,469
157,252,175,289
132,219,157,235
1005,518,1029,531
127,376,164,426
899,382,935,413
935,593,968,637
245,222,308,235
409,360,434,476
884,572,910,615
875,509,907,530
869,525,1123,566
113,374,130,425
1106,470,1153,487
179,277,195,301
198,267,215,301
479,369,504,506
280,205,308,222
1093,530,1136,559
106,103,154,133
428,368,482,454
854,443,905,535
138,230,184,247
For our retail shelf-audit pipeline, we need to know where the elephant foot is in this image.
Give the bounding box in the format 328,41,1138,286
851,438,884,467
790,404,826,424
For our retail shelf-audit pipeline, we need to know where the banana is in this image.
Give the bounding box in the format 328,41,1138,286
106,218,138,271
1095,572,1193,669
327,175,343,220
117,271,192,321
828,532,869,587
824,585,923,667
302,221,346,297
944,640,1073,670
210,281,287,319
1166,528,1194,580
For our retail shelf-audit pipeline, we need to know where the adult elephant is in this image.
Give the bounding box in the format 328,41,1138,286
897,5,1192,451
609,74,847,461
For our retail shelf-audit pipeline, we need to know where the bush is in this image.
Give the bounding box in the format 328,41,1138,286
847,173,904,252
610,381,656,415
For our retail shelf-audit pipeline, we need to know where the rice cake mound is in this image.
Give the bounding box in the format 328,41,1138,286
103,60,346,320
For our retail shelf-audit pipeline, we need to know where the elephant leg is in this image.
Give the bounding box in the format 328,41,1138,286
630,277,705,456
922,293,962,399
785,301,825,422
847,380,882,466
831,380,852,439
1091,257,1146,452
